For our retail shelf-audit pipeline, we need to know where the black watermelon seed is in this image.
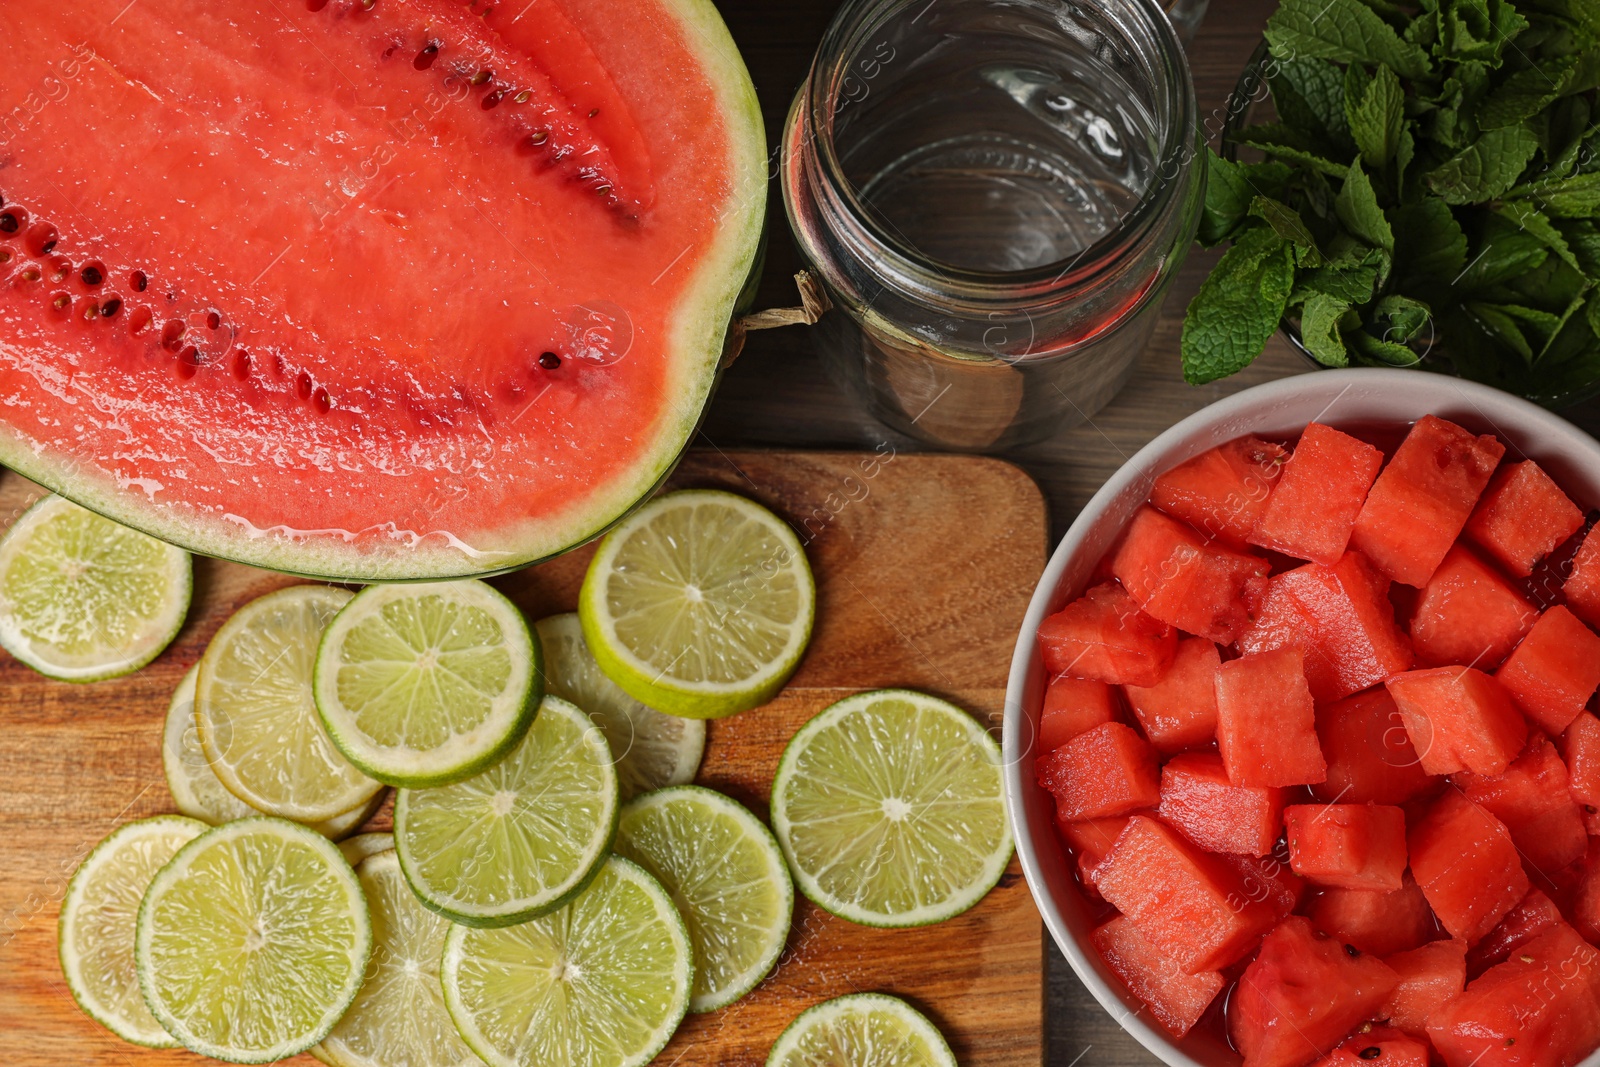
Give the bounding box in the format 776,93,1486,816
414,42,440,70
538,351,561,370
471,69,493,86
1344,944,1360,957
588,107,599,118
100,297,122,317
0,211,21,235
514,90,531,104
1358,1049,1381,1060
131,269,148,292
81,263,104,286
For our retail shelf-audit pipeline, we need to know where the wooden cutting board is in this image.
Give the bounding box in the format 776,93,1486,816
0,449,1047,1067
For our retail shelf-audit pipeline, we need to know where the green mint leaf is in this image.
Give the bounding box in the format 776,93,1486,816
1272,57,1354,152
1519,173,1600,219
1423,62,1492,151
1426,125,1541,204
1371,294,1434,344
1181,227,1298,384
1295,261,1384,304
1547,96,1594,179
1264,0,1433,80
1495,201,1583,273
1515,0,1600,39
1336,162,1396,250
1459,231,1548,291
1199,153,1292,247
1435,0,1530,64
1250,196,1321,252
1348,64,1406,167
1351,332,1425,366
1588,291,1600,339
1396,128,1417,195
1478,59,1575,130
1391,198,1469,284
1299,293,1354,366
1468,301,1535,361
1231,126,1351,178
1559,219,1600,278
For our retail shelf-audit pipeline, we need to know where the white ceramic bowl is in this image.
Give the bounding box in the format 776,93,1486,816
1002,368,1600,1067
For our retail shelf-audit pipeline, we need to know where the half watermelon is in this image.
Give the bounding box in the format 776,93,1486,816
0,0,765,579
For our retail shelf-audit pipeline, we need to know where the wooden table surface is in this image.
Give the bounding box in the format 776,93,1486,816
701,1,1600,1065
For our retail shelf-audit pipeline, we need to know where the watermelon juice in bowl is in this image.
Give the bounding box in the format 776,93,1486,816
1002,369,1600,1067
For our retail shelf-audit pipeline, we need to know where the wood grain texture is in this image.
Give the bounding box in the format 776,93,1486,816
0,449,1047,1067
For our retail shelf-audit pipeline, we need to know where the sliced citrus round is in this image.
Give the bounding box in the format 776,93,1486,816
579,489,814,719
135,816,371,1064
536,612,704,799
195,585,383,823
0,494,190,682
770,689,1011,928
442,855,692,1067
394,694,617,926
336,832,394,867
58,815,208,1048
615,785,792,1012
765,993,957,1067
313,580,540,788
314,849,482,1067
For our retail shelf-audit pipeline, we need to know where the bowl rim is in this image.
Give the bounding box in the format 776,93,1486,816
1001,367,1600,1067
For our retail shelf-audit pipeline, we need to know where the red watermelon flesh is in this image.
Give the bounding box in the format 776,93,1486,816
1386,667,1527,778
1313,1027,1430,1067
1158,752,1286,856
1122,636,1221,755
1574,840,1600,945
1469,888,1563,976
1306,873,1437,957
1381,938,1466,1037
1094,815,1276,974
1149,434,1289,548
1466,461,1585,578
1452,736,1588,875
0,0,764,579
1091,915,1225,1038
1313,688,1434,806
1408,789,1530,943
1218,850,1308,923
1565,524,1600,628
1229,915,1400,1067
1428,923,1600,1067
1561,712,1600,817
1215,648,1328,788
1410,545,1538,670
1251,422,1384,566
1039,676,1121,752
1110,506,1272,644
1036,722,1160,822
1350,415,1506,588
1057,813,1137,893
1285,803,1408,892
1037,581,1177,687
1495,605,1600,735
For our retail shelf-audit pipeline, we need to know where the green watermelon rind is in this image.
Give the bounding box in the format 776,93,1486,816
0,0,767,583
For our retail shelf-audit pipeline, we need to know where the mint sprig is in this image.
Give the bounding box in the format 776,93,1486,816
1182,0,1600,404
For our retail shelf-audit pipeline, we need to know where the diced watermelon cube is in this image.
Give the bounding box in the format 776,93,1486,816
1237,551,1413,703
1409,544,1538,670
1452,736,1587,874
1091,915,1225,1038
1314,1027,1430,1067
1057,813,1136,894
1573,840,1600,945
1094,815,1277,974
1495,605,1600,735
1111,506,1272,644
1159,752,1286,856
1039,676,1121,752
1466,461,1585,578
1469,888,1563,976
1313,688,1434,806
1306,872,1437,956
1229,915,1400,1067
1151,434,1289,547
1428,923,1600,1067
1564,523,1600,629
1409,789,1531,943
1350,414,1506,588
1381,939,1466,1037
1386,667,1527,777
1123,636,1221,755
1038,581,1177,687
1218,848,1307,923
1561,711,1600,818
1036,722,1160,821
1216,648,1328,787
1286,803,1408,892
1251,422,1385,566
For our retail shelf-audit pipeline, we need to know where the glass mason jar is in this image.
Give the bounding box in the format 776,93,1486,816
782,0,1205,450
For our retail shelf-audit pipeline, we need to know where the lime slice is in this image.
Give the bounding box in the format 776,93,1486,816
441,855,692,1067
314,849,482,1067
770,689,1011,928
336,832,394,867
0,494,190,682
394,694,618,926
135,816,372,1064
195,585,383,823
313,580,540,788
579,489,814,720
58,815,208,1048
765,993,957,1067
615,785,793,1012
536,612,704,799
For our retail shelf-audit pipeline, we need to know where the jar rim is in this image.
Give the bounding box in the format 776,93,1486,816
803,0,1198,299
